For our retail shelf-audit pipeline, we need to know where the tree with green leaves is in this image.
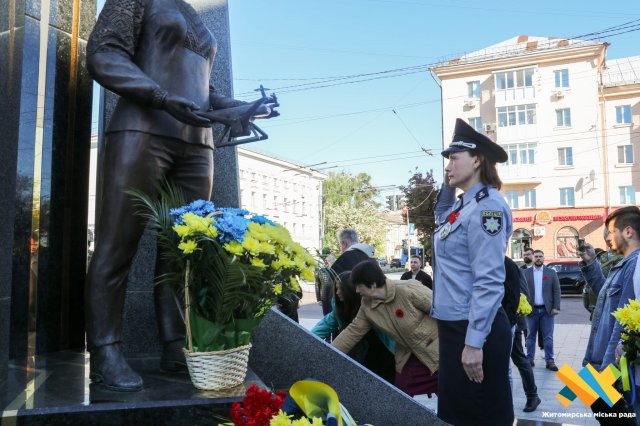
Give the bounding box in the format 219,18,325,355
400,169,440,249
322,171,384,255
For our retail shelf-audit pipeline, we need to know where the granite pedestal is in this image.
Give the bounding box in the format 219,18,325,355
0,351,263,425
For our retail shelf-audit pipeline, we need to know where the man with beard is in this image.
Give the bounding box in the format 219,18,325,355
578,206,640,424
523,250,561,371
521,247,534,269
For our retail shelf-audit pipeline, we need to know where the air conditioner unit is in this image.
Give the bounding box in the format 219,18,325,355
554,90,564,98
484,123,496,132
464,99,476,108
533,226,546,237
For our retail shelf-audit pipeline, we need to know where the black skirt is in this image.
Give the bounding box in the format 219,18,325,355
437,308,514,426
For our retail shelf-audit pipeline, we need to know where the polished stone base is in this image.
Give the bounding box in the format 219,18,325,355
0,351,263,425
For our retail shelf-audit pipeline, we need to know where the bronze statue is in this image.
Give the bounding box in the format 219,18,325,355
86,0,275,391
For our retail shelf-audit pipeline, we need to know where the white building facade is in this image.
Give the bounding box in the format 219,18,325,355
237,148,327,254
432,36,640,261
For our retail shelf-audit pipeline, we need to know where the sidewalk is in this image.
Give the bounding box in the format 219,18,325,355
415,323,597,425
297,287,600,425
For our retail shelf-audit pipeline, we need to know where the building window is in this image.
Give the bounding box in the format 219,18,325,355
262,194,267,209
467,80,480,98
556,108,571,127
620,186,636,205
618,145,634,164
469,117,483,132
302,202,306,215
495,68,534,90
554,69,569,88
284,198,289,213
558,147,573,166
511,228,532,259
506,191,519,209
556,226,579,258
497,104,536,127
504,143,536,166
524,189,536,208
616,105,632,124
559,187,575,207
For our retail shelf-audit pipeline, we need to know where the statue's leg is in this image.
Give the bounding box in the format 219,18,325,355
86,132,172,390
154,142,213,370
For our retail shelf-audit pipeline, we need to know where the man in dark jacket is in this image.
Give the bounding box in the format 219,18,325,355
503,257,541,412
401,255,433,289
331,229,373,275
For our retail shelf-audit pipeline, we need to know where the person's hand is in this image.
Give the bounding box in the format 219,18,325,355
162,93,212,127
577,242,596,265
551,308,560,316
615,342,624,365
462,345,483,383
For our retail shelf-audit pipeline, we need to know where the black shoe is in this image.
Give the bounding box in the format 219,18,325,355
529,359,535,367
90,344,143,392
523,396,541,412
546,361,559,371
160,339,187,372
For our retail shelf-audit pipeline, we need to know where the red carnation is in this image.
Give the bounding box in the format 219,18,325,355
396,308,404,318
543,276,548,280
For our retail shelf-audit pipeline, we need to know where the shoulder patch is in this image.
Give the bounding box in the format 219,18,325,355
475,187,489,203
481,210,503,236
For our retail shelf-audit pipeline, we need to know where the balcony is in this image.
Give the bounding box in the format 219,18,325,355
499,164,541,185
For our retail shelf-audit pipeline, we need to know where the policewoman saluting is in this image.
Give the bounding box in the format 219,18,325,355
433,119,513,425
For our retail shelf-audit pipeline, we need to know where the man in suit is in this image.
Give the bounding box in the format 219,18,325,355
401,255,433,289
524,249,561,371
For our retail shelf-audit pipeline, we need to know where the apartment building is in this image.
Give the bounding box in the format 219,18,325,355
237,148,327,253
432,36,640,261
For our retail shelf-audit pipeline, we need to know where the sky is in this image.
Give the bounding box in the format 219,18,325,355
226,0,640,194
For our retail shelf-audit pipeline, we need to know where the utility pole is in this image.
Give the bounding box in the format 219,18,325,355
406,205,411,267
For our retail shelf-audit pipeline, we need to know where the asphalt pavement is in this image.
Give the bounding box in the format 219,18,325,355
298,273,603,426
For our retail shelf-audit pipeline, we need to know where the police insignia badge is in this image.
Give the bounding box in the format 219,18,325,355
481,210,503,236
439,222,451,240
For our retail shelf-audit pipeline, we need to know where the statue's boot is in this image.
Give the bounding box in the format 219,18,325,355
160,339,187,372
90,343,143,392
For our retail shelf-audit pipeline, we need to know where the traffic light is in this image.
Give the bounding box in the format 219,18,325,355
386,195,395,210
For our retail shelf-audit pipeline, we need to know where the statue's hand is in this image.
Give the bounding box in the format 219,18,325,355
162,94,212,127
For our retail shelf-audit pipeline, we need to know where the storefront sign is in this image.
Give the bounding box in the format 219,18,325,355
513,217,533,223
552,215,602,221
534,211,552,225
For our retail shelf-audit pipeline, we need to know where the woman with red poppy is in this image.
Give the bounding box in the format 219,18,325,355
332,259,438,396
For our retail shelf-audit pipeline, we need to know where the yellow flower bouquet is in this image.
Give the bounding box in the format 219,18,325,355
517,293,533,316
612,299,640,394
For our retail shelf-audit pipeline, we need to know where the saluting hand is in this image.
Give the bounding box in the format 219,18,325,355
462,345,483,383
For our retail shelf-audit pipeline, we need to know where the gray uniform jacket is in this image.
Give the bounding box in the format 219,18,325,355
432,182,513,348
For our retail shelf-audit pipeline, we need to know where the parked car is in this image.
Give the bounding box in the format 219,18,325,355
390,258,402,268
378,258,388,267
546,260,585,295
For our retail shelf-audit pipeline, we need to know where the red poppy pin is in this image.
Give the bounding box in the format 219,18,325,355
395,308,404,318
543,275,548,280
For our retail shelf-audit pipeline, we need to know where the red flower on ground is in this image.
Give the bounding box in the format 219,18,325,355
231,384,287,426
396,308,404,318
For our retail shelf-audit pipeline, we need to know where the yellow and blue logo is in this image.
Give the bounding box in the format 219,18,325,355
556,363,622,408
